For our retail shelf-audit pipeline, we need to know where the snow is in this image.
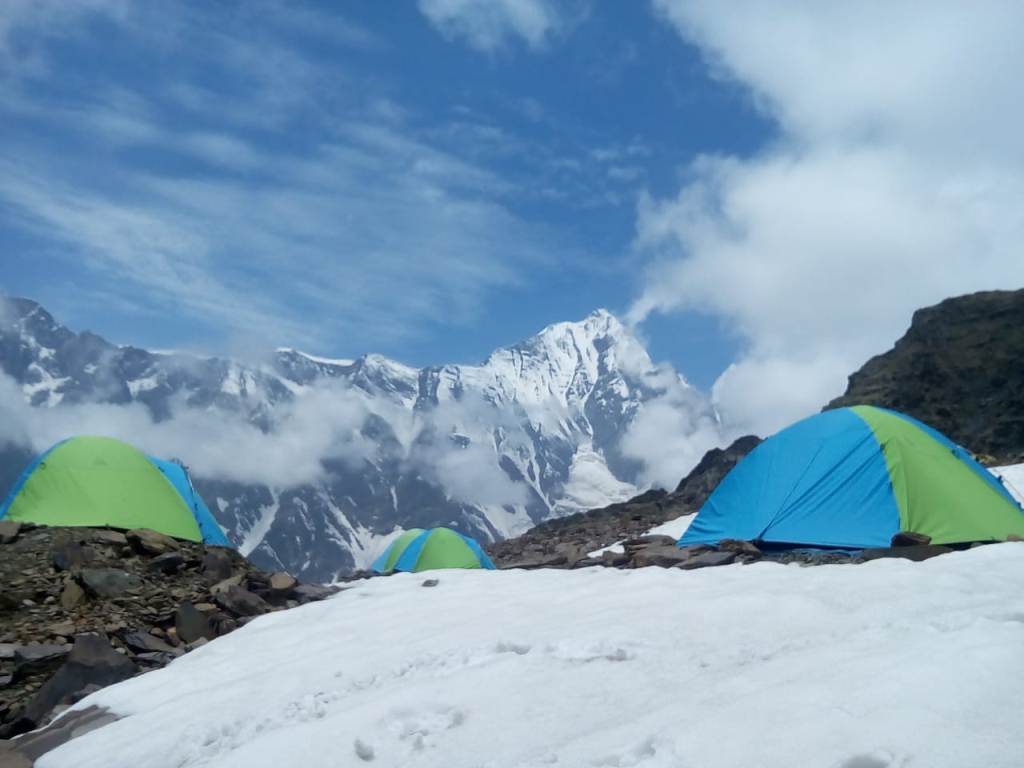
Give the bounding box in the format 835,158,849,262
589,513,696,557
126,374,160,396
277,347,355,367
555,446,638,515
993,463,1024,505
22,363,69,407
40,544,1024,768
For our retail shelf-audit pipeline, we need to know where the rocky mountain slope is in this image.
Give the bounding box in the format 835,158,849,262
0,298,716,582
0,521,336,739
487,434,760,568
827,288,1024,464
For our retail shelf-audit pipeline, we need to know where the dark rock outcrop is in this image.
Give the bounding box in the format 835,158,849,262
827,289,1024,464
488,435,761,568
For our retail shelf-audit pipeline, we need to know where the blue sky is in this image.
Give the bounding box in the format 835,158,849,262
4,2,1022,435
0,0,767,389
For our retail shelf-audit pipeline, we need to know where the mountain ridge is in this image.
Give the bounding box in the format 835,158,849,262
0,297,718,582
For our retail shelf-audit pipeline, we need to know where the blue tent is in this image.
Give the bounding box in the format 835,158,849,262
148,457,231,547
679,406,1024,550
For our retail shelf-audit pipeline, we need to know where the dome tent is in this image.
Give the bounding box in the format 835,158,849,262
372,527,495,573
0,436,230,546
680,406,1024,550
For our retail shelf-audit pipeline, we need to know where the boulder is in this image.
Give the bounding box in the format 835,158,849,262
421,579,439,588
127,528,179,556
22,635,136,730
148,552,186,574
50,540,92,572
123,631,182,657
498,553,569,570
174,603,213,645
201,549,234,583
269,572,297,594
210,574,244,595
60,580,86,610
891,531,932,547
632,545,694,568
0,520,21,544
678,551,737,570
292,584,337,603
85,530,127,546
214,586,271,617
719,539,763,558
80,569,143,598
13,644,70,673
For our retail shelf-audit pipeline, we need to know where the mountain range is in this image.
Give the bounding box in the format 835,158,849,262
0,298,718,582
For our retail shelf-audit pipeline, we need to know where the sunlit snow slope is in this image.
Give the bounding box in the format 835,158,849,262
41,544,1024,768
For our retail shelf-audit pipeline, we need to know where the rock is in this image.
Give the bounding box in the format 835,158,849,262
632,545,696,568
678,551,738,570
123,631,182,656
148,552,186,574
861,545,953,562
269,572,297,593
0,520,21,544
86,530,127,546
13,644,70,670
50,540,91,571
80,569,143,598
421,579,439,587
22,634,136,730
498,552,569,570
210,574,244,595
622,534,679,550
186,637,209,651
127,528,179,556
47,621,77,638
60,580,86,610
201,549,235,583
208,613,238,637
0,643,16,659
891,531,932,547
0,673,12,687
292,584,338,603
719,539,763,558
600,550,631,567
214,586,271,617
174,603,213,644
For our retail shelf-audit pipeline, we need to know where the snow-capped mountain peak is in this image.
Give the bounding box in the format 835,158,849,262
0,297,716,581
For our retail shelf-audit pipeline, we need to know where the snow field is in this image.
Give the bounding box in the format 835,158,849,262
42,543,1024,768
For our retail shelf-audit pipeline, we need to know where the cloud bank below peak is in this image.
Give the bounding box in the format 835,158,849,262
632,1,1024,438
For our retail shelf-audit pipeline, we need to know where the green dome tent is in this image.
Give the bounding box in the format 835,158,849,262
0,436,230,545
372,527,495,573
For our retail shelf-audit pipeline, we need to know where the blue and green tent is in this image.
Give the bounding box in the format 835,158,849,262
0,435,230,546
680,405,1024,549
372,527,495,573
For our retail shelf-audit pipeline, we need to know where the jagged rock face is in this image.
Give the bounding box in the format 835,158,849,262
0,299,714,582
826,289,1024,464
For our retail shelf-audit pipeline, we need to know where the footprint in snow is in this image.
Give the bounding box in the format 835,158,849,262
381,705,467,753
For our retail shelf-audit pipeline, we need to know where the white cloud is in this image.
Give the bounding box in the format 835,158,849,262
0,373,374,487
418,0,565,52
618,367,722,488
634,1,1024,437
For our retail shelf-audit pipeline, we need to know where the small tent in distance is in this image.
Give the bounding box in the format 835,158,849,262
680,405,1024,550
372,527,495,573
0,435,231,546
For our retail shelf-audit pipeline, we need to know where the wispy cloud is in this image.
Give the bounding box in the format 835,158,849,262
0,2,565,353
418,0,572,52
